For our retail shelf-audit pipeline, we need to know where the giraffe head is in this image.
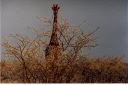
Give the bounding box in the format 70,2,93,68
52,4,60,15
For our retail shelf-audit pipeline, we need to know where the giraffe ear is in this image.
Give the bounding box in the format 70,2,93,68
58,7,60,10
52,6,54,10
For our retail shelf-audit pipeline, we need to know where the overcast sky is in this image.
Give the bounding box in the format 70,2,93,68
1,0,128,61
0,0,1,59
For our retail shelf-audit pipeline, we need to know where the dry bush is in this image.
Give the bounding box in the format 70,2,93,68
79,57,127,83
1,19,128,83
1,55,127,83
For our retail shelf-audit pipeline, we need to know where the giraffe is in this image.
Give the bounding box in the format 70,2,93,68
45,4,61,60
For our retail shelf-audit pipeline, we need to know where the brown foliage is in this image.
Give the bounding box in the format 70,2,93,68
1,55,127,83
1,19,128,83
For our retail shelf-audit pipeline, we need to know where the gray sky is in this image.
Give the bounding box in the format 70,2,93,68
0,0,1,60
1,0,128,61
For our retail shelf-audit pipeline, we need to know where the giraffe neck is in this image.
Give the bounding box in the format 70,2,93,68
49,4,59,46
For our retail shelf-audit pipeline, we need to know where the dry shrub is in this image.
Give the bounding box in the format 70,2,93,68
1,55,127,83
79,57,126,83
1,19,128,83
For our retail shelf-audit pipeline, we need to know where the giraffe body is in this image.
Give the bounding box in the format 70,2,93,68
45,4,61,60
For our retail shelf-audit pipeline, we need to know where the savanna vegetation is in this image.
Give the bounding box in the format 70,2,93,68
1,18,128,83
